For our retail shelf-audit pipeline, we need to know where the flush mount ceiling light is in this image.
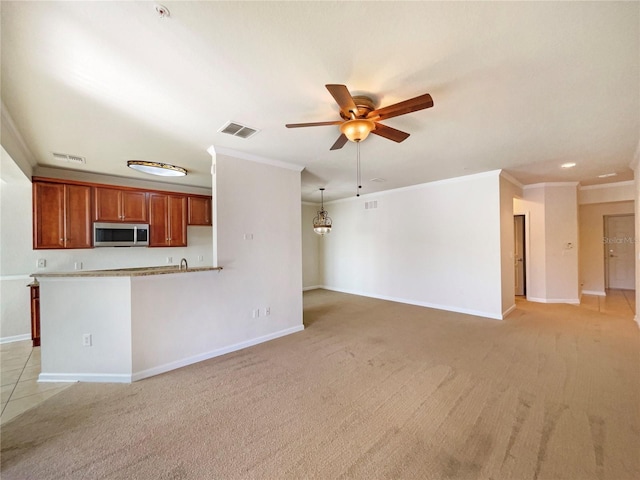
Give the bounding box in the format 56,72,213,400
313,188,332,236
127,160,186,177
598,172,618,178
561,162,577,169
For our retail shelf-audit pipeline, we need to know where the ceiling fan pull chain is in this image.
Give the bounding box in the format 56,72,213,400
356,142,362,197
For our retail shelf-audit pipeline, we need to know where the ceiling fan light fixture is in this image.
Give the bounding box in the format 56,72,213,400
127,160,187,177
340,118,375,143
313,188,332,235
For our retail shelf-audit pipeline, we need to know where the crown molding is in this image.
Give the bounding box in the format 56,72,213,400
208,145,304,172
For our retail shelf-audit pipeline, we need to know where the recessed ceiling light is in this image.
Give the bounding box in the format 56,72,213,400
561,162,577,169
127,160,186,177
598,172,618,178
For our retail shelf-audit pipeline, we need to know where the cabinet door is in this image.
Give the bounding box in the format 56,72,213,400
168,195,187,246
33,182,65,249
94,187,122,222
64,184,93,248
188,196,212,225
121,191,148,222
148,193,169,246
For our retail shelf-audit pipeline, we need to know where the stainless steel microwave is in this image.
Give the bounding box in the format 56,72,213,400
93,222,149,247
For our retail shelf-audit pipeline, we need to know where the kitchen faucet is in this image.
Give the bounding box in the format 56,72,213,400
179,258,188,271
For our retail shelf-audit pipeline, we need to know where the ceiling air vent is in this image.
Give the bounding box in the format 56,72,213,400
218,121,259,139
52,152,86,164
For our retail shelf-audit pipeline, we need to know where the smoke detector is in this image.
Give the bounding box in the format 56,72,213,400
155,4,170,18
218,121,259,139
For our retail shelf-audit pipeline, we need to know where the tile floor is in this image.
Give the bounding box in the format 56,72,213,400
579,288,636,318
0,289,636,426
1,341,71,425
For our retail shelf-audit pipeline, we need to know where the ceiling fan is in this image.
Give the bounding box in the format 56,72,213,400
286,84,434,150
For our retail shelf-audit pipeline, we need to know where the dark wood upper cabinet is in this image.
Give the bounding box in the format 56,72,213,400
148,193,187,247
33,181,92,249
94,187,148,223
33,177,206,249
188,196,212,226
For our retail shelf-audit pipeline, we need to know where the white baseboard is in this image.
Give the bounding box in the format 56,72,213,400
502,304,517,318
582,290,606,296
131,324,305,382
38,373,127,383
322,285,503,320
38,325,305,384
0,334,31,344
303,285,322,291
527,297,581,304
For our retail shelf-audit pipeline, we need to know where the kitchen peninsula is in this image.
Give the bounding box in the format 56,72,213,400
33,265,302,384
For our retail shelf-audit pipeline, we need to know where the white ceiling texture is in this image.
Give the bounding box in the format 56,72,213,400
2,1,638,202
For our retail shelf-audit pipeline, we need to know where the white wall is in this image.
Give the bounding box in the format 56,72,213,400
0,147,214,342
499,174,523,316
132,151,303,378
0,148,33,341
579,201,634,295
40,277,133,381
579,181,635,205
516,183,579,303
321,171,505,319
302,203,321,289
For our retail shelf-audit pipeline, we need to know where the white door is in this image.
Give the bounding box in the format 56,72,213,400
605,215,635,290
514,215,525,296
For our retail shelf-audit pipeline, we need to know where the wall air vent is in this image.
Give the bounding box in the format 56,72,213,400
52,152,86,164
218,121,259,139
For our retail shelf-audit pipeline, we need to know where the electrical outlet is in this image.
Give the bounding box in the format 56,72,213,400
198,255,204,262
82,334,92,347
37,259,46,268
74,262,83,270
265,307,270,316
243,233,253,240
167,257,173,264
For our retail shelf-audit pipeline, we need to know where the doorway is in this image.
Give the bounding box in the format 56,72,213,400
604,214,635,290
514,215,526,296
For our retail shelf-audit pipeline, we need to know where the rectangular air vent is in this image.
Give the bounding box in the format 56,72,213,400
218,121,259,139
53,152,86,164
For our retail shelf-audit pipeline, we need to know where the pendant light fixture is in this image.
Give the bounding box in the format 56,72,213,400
127,160,187,177
313,188,332,235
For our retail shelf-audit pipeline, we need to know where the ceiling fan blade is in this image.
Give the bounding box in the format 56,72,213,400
368,93,433,121
330,134,349,150
286,120,343,128
326,84,358,118
371,123,410,143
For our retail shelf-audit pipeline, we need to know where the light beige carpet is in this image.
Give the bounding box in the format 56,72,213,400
1,290,639,479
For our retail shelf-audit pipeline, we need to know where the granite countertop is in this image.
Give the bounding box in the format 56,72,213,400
31,265,223,278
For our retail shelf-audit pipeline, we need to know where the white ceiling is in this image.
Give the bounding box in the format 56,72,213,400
2,1,638,202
